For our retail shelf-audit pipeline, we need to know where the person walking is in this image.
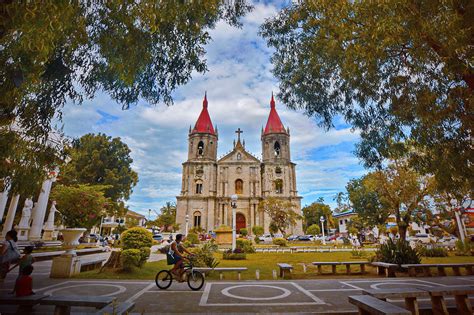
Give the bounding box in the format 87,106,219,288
0,230,20,279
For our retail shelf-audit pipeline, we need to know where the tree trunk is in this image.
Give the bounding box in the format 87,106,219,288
398,224,407,241
100,250,121,272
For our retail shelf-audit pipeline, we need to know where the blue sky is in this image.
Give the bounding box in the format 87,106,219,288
60,2,366,217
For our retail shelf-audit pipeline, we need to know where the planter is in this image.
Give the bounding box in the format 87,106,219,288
215,229,232,245
60,228,86,256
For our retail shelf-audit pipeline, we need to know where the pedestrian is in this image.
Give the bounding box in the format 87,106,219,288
18,246,35,276
15,265,34,297
0,230,20,279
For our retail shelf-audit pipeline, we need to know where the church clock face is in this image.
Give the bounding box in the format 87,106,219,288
195,166,204,177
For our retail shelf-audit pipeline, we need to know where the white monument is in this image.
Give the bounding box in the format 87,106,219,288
43,201,58,241
17,198,33,241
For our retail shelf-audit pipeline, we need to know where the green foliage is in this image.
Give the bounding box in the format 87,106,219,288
417,246,448,257
261,1,472,191
455,240,473,256
374,238,421,265
138,247,151,266
191,242,219,268
351,249,367,259
269,222,278,234
236,239,255,253
150,202,177,232
121,249,141,271
272,238,288,247
252,226,264,237
51,184,110,229
239,228,248,237
112,225,127,235
186,233,200,245
306,224,320,236
121,227,153,250
302,198,333,231
259,197,302,235
223,251,246,260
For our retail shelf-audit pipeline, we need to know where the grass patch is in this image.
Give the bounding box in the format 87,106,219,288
75,252,474,281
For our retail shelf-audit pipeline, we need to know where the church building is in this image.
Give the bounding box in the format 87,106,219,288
176,94,303,235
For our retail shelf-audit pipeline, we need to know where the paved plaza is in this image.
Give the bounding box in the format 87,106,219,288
1,255,474,314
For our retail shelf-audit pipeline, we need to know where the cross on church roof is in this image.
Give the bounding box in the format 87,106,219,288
235,128,243,142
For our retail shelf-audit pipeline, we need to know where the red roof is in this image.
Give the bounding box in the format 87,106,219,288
264,93,286,134
192,93,216,135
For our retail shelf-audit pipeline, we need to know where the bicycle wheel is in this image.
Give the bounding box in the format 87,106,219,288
155,270,172,290
187,270,204,291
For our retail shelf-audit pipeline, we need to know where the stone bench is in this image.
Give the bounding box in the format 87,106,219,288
371,262,398,278
79,257,107,272
94,301,135,315
277,263,293,278
0,294,49,313
193,267,248,280
312,261,369,275
363,288,429,315
40,295,116,315
401,263,474,277
349,295,411,315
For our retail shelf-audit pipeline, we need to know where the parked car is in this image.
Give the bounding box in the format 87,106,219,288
410,233,437,244
153,234,164,242
437,235,458,248
259,234,273,242
88,234,103,242
286,235,299,241
297,235,314,241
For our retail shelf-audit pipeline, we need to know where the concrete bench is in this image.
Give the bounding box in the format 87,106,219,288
277,263,293,278
340,261,369,275
0,294,49,313
312,262,340,274
422,285,474,315
193,267,248,280
401,263,474,277
371,262,398,278
40,295,115,315
79,258,106,272
363,288,429,315
349,295,411,315
312,261,369,275
94,301,135,315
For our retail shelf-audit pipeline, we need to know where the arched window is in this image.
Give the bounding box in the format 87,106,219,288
197,141,204,156
193,211,201,227
235,179,243,194
274,141,281,156
274,179,283,194
237,153,241,160
195,180,203,194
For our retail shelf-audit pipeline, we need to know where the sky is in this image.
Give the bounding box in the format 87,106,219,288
60,1,366,217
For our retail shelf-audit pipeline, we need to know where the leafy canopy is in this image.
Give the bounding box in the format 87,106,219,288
302,198,334,231
261,0,473,190
258,197,301,235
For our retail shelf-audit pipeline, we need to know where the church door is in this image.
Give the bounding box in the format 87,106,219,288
236,213,246,233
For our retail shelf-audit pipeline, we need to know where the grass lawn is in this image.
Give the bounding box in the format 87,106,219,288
76,252,474,281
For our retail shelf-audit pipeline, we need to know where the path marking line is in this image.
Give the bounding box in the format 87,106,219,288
199,282,211,307
339,281,363,290
126,282,155,303
221,285,291,301
35,281,72,292
307,289,361,292
292,282,325,304
45,284,127,297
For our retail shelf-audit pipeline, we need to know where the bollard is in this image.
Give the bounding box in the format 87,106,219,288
272,269,277,279
302,263,307,273
256,269,260,280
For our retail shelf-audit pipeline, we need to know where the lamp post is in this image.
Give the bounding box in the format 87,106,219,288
231,194,238,251
185,214,189,236
320,216,326,245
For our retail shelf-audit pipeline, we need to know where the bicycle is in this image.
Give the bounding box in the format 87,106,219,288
155,256,204,291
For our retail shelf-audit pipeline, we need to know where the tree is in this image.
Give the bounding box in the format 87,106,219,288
60,133,138,216
1,1,252,191
302,198,334,231
252,226,264,237
155,202,177,232
258,197,302,235
306,224,320,236
261,1,473,190
51,184,110,230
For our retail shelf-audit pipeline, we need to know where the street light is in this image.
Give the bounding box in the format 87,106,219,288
185,214,190,236
320,216,326,245
231,194,238,251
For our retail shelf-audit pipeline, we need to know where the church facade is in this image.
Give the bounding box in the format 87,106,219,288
176,94,303,235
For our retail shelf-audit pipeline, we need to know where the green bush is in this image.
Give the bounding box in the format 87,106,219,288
239,228,248,237
306,224,320,236
374,238,421,265
236,239,255,253
138,247,151,266
417,245,448,257
455,239,472,256
121,249,141,271
191,242,219,268
273,238,288,247
351,249,367,258
121,227,153,250
223,251,247,260
186,232,200,244
252,226,264,237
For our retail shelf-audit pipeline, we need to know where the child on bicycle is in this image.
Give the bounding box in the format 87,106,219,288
168,234,192,281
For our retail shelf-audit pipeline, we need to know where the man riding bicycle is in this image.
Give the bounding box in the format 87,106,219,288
168,234,192,281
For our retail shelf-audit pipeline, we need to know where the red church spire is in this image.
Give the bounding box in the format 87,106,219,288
264,92,286,134
192,92,216,135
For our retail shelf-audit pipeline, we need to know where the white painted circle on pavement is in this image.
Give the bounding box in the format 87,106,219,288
45,284,126,297
370,282,433,290
221,284,291,301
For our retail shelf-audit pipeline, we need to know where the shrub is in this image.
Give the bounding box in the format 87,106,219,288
121,227,153,250
239,228,248,237
236,239,255,253
121,249,141,271
252,226,264,237
417,245,448,257
306,224,320,236
191,242,219,268
374,238,421,265
138,247,151,266
273,238,288,247
186,232,200,245
351,249,367,258
455,240,472,256
223,249,246,260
